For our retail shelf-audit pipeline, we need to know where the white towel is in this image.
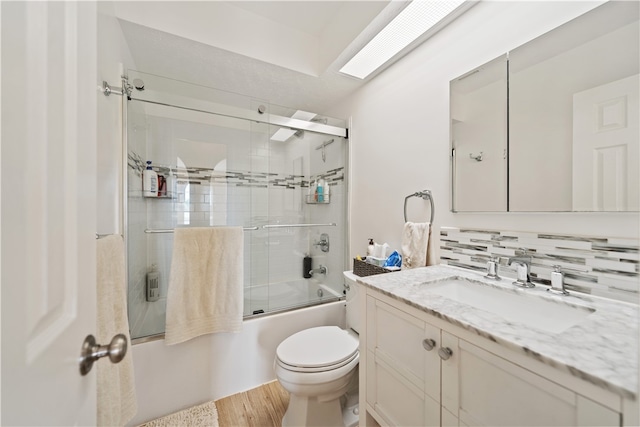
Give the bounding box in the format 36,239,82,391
401,222,436,269
165,226,244,345
96,235,138,427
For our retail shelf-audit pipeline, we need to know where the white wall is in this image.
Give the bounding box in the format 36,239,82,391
328,1,639,259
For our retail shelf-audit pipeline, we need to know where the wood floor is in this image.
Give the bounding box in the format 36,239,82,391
216,381,290,427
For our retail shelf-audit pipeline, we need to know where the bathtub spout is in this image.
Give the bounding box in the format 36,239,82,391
309,265,327,276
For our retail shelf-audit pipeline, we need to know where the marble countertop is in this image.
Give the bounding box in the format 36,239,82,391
356,265,639,400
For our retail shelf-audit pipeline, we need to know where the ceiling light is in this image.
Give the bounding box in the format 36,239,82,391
270,110,316,141
339,0,467,79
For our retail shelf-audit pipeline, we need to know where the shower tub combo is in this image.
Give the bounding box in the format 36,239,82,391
124,70,350,343
119,70,350,423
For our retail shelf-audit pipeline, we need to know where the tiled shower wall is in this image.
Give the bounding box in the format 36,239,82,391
440,227,639,303
126,108,347,338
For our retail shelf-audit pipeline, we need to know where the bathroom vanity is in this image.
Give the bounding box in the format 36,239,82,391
357,265,639,427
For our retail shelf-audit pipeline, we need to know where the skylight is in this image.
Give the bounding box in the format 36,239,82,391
339,0,467,79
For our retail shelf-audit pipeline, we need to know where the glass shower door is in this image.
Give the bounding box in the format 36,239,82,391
126,98,260,339
124,70,349,340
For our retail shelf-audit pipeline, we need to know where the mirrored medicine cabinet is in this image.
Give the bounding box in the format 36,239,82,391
451,1,639,212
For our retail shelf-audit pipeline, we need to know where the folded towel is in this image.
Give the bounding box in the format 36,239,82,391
165,226,244,345
96,235,138,426
401,222,436,269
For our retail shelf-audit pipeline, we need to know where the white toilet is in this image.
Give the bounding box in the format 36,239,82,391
274,271,360,427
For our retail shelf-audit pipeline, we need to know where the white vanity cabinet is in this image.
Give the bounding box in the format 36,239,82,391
362,288,624,427
365,294,450,426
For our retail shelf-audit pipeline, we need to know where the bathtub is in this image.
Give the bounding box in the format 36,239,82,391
132,279,343,339
244,278,343,316
128,298,347,426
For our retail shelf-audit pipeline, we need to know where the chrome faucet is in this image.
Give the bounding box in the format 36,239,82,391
313,233,330,253
485,257,501,280
309,265,327,276
507,251,535,288
547,265,569,295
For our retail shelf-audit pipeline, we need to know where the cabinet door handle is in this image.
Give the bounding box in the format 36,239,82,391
422,338,436,351
438,347,453,360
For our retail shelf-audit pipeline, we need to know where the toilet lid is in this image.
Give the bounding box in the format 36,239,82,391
276,326,359,369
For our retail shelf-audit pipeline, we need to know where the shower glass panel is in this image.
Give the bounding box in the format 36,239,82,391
125,71,348,340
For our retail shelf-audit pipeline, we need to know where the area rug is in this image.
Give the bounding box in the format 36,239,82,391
138,401,219,427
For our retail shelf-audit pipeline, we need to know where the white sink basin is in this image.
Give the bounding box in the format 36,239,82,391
424,280,595,334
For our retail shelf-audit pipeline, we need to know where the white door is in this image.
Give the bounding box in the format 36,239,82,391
573,74,639,211
1,2,98,425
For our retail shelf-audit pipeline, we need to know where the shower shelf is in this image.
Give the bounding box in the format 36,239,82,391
305,194,330,204
141,192,176,200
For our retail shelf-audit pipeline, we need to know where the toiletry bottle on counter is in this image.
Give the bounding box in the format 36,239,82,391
143,161,158,197
367,238,375,257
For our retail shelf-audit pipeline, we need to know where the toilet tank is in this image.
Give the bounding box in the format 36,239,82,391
343,271,360,334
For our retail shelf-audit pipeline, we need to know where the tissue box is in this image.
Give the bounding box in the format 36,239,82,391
353,258,390,277
366,256,387,267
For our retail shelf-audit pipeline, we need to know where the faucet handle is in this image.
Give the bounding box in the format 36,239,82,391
547,265,569,295
485,257,501,280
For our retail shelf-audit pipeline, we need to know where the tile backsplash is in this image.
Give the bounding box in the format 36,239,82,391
440,227,639,304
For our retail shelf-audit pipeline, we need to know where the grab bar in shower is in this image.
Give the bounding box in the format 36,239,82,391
144,223,336,234
145,226,260,234
262,223,336,229
96,233,122,239
404,190,435,224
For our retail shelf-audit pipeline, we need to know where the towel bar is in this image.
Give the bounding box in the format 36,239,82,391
262,223,336,229
144,223,337,234
145,226,259,234
404,190,435,224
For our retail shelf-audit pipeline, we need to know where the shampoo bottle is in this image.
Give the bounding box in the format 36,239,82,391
167,170,175,198
317,178,324,202
143,161,158,197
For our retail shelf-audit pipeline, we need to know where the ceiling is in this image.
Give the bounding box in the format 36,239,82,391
116,1,395,116
228,1,348,37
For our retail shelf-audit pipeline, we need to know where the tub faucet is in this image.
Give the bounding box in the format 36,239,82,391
309,265,327,276
507,251,535,288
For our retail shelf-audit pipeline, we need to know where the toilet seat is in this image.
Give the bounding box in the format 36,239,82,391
276,326,359,373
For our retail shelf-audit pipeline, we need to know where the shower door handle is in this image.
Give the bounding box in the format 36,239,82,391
79,334,128,376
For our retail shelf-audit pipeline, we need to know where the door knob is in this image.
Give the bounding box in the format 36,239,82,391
422,338,436,351
79,334,127,376
438,347,453,361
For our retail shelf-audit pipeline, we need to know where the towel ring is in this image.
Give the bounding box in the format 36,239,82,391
404,190,434,224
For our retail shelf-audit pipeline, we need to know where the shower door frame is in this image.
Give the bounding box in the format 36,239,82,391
117,74,350,343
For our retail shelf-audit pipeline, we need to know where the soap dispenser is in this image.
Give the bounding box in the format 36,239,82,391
367,238,375,257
